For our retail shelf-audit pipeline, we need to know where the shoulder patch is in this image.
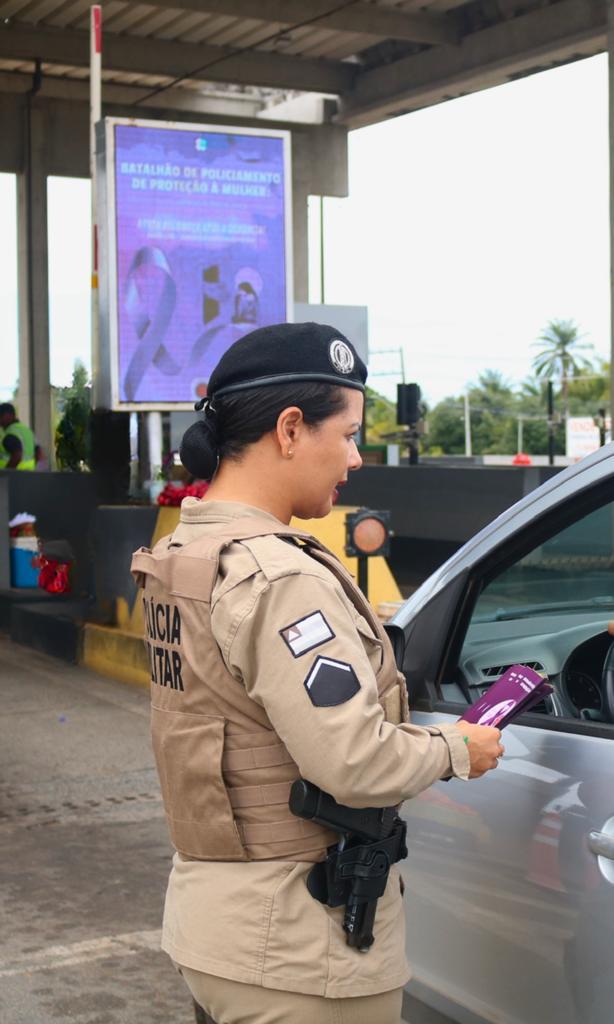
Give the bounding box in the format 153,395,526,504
279,611,335,658
304,656,360,708
240,535,302,583
212,540,263,607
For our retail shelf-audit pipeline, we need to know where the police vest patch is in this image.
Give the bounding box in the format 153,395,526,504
279,611,335,658
304,656,360,707
143,596,184,690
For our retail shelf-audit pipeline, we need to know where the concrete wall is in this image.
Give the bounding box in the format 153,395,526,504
1,464,565,609
91,505,158,624
341,464,561,545
88,465,564,614
1,470,109,595
340,463,564,592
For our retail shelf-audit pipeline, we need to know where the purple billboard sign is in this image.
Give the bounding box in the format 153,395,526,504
105,119,291,407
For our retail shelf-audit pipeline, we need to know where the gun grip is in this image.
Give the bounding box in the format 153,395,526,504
306,862,328,904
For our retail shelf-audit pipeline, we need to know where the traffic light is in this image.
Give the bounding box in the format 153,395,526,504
345,509,391,599
345,509,391,558
397,383,421,425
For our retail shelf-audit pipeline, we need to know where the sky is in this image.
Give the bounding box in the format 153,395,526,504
0,52,610,407
309,53,611,404
0,174,92,403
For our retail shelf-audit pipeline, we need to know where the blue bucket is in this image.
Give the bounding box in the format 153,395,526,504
10,546,40,588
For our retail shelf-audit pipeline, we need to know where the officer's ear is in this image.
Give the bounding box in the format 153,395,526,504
276,406,305,453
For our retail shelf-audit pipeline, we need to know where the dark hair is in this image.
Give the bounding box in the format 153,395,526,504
180,382,348,481
0,403,15,417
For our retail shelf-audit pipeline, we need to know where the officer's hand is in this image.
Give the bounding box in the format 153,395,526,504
454,722,504,778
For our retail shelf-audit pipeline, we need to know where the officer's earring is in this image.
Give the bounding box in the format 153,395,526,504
286,449,294,458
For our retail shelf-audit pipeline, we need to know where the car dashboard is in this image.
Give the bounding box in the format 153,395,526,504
441,613,614,723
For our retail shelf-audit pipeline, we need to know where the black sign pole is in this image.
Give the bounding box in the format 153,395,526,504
547,380,555,466
357,555,369,599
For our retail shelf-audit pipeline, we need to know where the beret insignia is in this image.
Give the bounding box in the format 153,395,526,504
329,339,355,375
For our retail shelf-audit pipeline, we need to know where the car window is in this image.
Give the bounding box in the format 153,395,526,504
456,500,614,730
473,501,614,622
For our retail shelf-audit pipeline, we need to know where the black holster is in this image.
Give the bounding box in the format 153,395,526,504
289,779,408,952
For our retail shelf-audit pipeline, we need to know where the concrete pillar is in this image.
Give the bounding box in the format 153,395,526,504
291,124,349,305
16,99,52,461
146,411,163,479
0,476,10,589
291,177,310,303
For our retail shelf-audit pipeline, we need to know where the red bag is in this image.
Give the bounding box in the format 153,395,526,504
37,557,72,594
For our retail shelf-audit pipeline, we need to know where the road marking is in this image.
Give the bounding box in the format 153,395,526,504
0,929,162,977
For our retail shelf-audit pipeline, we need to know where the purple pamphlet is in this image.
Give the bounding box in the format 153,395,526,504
460,664,553,729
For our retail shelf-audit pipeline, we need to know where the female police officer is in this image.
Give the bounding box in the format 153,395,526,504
131,322,503,1024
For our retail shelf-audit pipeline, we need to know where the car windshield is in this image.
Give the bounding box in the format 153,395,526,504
472,501,614,623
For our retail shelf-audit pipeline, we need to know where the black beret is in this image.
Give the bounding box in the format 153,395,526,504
206,322,367,400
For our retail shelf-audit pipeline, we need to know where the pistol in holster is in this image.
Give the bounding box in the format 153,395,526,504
289,779,408,953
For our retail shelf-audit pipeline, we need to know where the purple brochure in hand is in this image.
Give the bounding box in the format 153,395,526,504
460,664,553,729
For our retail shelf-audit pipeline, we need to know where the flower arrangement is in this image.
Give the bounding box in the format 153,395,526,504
157,481,209,506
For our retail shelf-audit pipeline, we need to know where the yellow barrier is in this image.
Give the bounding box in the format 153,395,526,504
291,506,401,610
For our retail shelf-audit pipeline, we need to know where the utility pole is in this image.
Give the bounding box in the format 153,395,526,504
319,196,325,304
517,416,524,453
464,392,472,457
547,381,555,466
597,407,607,447
369,349,406,385
90,5,102,406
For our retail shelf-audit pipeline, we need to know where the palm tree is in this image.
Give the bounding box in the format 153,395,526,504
532,319,594,416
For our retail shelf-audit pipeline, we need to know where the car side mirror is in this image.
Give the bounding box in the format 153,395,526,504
383,622,406,669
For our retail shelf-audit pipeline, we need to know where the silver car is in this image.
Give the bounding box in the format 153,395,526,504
392,443,614,1024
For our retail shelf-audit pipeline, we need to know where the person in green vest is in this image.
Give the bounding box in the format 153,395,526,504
0,403,36,470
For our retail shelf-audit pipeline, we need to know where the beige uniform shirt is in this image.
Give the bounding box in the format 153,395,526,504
161,499,470,998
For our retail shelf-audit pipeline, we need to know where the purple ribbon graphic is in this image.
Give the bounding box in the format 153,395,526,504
123,247,181,402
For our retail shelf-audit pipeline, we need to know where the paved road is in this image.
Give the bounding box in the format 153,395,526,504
0,636,195,1024
0,637,426,1024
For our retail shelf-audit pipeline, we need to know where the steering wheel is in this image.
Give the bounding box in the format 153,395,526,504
544,684,567,718
601,641,614,722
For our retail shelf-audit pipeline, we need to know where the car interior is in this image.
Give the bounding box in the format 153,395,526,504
440,494,614,728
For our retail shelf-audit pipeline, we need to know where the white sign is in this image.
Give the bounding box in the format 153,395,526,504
566,417,611,461
294,303,369,366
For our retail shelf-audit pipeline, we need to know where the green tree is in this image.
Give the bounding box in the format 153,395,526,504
68,360,90,401
532,319,594,416
565,360,609,416
426,398,466,454
516,378,565,455
467,370,516,454
54,361,91,471
364,387,400,443
426,372,566,457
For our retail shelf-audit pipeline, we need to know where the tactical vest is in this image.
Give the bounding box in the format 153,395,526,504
131,516,410,864
0,421,36,470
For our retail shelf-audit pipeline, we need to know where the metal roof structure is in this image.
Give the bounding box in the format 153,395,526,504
0,0,607,127
2,0,611,460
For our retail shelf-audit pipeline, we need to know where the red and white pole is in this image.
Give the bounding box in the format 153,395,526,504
90,5,102,405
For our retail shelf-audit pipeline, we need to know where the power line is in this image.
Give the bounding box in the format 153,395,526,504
133,0,361,107
559,373,609,382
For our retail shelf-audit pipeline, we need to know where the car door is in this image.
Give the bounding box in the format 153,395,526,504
395,466,614,1024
